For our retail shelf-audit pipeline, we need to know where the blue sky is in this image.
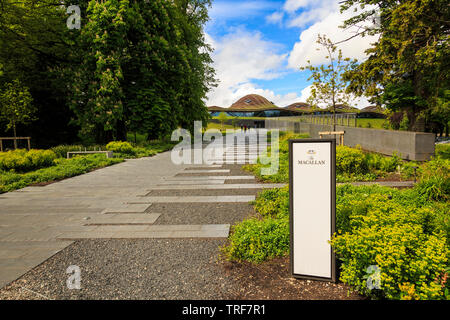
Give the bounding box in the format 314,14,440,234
204,0,376,109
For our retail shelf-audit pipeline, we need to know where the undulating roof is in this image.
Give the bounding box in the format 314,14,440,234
229,94,279,111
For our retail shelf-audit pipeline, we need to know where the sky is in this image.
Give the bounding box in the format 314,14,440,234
204,0,378,109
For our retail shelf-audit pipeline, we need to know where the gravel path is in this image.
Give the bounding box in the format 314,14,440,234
0,151,260,299
0,239,234,300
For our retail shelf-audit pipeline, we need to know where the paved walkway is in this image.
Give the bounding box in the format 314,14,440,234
0,130,280,295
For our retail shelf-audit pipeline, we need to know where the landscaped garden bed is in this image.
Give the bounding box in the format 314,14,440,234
225,139,450,300
0,140,176,193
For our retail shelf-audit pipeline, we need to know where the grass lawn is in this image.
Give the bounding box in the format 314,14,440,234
356,118,390,129
0,139,177,193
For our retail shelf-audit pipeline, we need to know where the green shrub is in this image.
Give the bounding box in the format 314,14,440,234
336,145,368,175
0,154,123,192
0,149,56,172
254,186,289,218
332,184,449,300
222,216,289,263
50,145,84,158
106,141,135,154
415,158,450,201
435,144,450,160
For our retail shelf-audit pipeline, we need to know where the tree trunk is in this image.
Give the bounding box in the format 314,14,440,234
13,123,17,149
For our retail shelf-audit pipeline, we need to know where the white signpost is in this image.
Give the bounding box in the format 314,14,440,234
289,139,336,282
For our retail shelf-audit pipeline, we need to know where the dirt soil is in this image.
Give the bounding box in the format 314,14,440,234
222,257,364,300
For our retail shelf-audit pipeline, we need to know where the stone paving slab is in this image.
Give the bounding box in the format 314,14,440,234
147,183,286,190
84,213,161,225
182,169,230,174
0,241,73,289
58,224,230,240
100,204,151,214
164,176,254,181
156,180,226,185
142,195,255,203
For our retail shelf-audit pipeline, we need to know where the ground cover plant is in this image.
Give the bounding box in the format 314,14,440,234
0,154,123,193
224,156,450,300
0,139,176,193
243,132,424,183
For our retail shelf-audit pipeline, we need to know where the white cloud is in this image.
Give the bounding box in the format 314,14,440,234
298,85,371,109
266,11,284,26
206,29,301,107
287,8,378,68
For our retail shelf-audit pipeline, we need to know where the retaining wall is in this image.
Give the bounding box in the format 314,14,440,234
265,119,436,161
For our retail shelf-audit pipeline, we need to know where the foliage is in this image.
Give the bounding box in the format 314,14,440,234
0,79,36,140
69,0,215,143
0,0,79,148
106,141,134,154
300,34,356,129
243,132,310,183
331,185,449,300
435,144,450,160
0,149,56,172
245,139,402,184
221,216,289,263
341,0,450,132
0,154,123,193
217,112,228,131
225,181,450,299
414,158,450,201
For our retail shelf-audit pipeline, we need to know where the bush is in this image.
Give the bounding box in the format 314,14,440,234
336,145,368,175
0,154,123,192
414,158,450,201
225,182,450,300
222,216,289,263
435,144,450,160
0,149,56,172
332,184,449,300
106,141,135,154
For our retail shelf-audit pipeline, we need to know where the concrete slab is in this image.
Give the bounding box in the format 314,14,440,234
101,204,151,214
58,224,230,240
85,213,161,225
142,195,255,203
146,184,286,190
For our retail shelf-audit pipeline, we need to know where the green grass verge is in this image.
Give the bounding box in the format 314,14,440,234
0,154,124,193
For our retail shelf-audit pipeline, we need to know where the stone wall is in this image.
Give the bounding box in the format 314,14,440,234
265,119,436,161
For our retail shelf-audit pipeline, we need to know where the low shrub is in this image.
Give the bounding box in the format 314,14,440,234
106,141,135,154
225,182,450,300
415,158,450,201
222,216,289,263
0,149,56,172
336,145,368,175
0,154,123,192
435,144,450,160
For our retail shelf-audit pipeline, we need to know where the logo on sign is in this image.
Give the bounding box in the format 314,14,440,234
298,149,325,165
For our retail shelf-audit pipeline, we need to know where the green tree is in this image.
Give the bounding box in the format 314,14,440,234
300,34,356,131
0,79,36,148
341,0,450,132
0,0,79,147
217,112,228,132
69,0,215,143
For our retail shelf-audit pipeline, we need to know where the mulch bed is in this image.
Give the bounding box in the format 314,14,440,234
221,257,364,300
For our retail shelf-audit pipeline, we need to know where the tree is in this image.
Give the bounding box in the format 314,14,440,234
217,112,228,132
341,0,450,132
69,0,215,143
0,0,80,147
0,79,36,149
300,34,356,131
